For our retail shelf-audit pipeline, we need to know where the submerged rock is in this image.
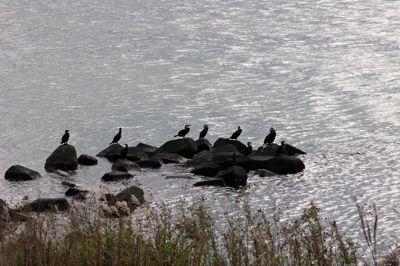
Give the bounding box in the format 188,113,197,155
193,178,226,187
157,138,198,159
112,159,142,174
5,165,42,181
45,144,78,171
215,166,248,187
101,171,134,181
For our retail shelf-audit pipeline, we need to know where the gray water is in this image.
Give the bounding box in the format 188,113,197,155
1,0,400,250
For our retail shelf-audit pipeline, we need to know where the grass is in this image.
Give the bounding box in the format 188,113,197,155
0,191,399,266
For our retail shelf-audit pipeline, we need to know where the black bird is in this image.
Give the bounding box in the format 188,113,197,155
110,127,122,145
120,144,128,159
245,142,252,157
229,126,242,140
174,125,191,138
199,125,208,140
264,127,276,145
60,130,69,145
276,141,288,156
220,153,237,170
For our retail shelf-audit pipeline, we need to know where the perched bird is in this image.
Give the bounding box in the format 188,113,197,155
264,127,276,144
120,144,128,159
220,153,237,170
199,125,208,140
60,130,69,145
245,142,252,157
110,128,122,145
276,141,288,156
229,126,242,140
174,125,191,138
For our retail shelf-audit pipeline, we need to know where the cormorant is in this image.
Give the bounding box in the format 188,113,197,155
199,125,208,140
174,125,191,138
60,130,69,145
264,127,276,144
276,141,288,156
110,127,122,145
245,142,252,157
120,144,128,159
229,126,242,140
220,153,237,170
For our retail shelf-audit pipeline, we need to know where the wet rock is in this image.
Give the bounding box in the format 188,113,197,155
215,166,248,187
195,139,213,152
254,143,306,157
156,138,198,159
136,143,157,151
111,186,146,212
165,175,194,179
191,162,220,177
101,171,134,181
65,187,89,197
136,158,164,168
152,152,188,164
213,138,247,154
103,145,148,162
112,159,142,174
24,198,70,213
45,144,78,171
251,156,305,174
285,143,307,156
210,144,239,154
96,143,123,157
78,154,98,165
193,178,226,187
61,181,80,187
254,169,278,177
186,150,214,167
5,165,42,181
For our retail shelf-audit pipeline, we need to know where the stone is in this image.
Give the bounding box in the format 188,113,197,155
65,187,89,197
78,154,98,165
152,153,188,164
136,158,164,168
101,171,134,181
215,166,248,187
191,162,220,177
254,143,280,157
96,143,123,157
111,186,146,212
210,144,239,154
254,169,278,177
285,143,307,156
45,144,78,171
136,143,157,151
195,139,213,152
212,138,247,154
251,156,305,174
157,138,198,158
112,159,142,174
24,198,70,213
61,181,80,187
103,145,148,162
193,178,226,187
5,165,42,181
186,150,214,167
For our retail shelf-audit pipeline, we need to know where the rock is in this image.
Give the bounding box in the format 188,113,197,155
152,152,187,164
136,143,157,151
165,176,195,179
24,198,70,213
215,166,248,187
5,165,42,181
186,150,214,167
210,144,239,154
195,139,213,152
212,152,250,166
65,187,89,197
157,138,198,159
61,181,80,187
8,209,28,222
78,154,98,165
285,143,307,156
111,186,146,212
136,158,164,168
251,156,305,174
213,138,247,154
102,145,148,163
45,144,78,171
96,143,123,157
254,143,279,157
101,171,134,181
193,178,226,187
254,169,278,177
112,159,142,174
191,162,220,177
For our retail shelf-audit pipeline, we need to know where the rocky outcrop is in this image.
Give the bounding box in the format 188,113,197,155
45,144,78,171
195,139,213,152
191,162,220,177
78,154,98,165
112,159,142,174
156,138,198,159
101,171,134,181
5,165,42,181
213,138,247,154
24,198,70,213
152,153,188,164
186,150,214,167
215,166,248,187
193,178,226,187
136,158,164,168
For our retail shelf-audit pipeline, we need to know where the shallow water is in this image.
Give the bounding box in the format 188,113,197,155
1,0,400,251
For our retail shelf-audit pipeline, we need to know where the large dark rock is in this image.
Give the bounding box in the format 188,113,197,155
157,138,198,159
254,143,306,157
100,145,148,163
212,152,251,166
112,159,142,174
152,153,187,164
215,166,248,187
210,144,239,154
78,154,98,165
186,150,214,167
193,178,226,187
195,139,213,152
286,143,307,156
65,187,89,197
101,171,134,181
251,156,305,174
5,165,42,181
213,138,247,154
45,144,78,171
191,162,220,177
112,185,146,212
24,198,70,213
96,143,123,157
136,158,164,168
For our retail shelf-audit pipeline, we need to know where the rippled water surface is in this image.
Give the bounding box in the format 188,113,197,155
1,0,400,249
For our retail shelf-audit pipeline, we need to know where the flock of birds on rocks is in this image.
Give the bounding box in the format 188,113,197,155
59,124,288,162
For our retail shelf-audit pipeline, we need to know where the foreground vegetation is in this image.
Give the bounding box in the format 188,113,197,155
0,193,399,266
